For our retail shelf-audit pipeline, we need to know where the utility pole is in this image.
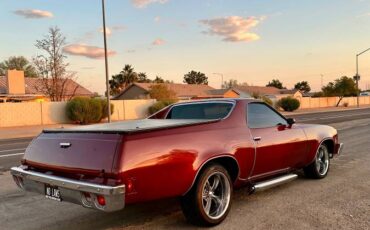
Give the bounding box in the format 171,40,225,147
354,47,370,108
102,0,111,122
213,73,224,88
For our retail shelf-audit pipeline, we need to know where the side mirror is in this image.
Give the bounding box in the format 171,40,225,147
286,118,296,125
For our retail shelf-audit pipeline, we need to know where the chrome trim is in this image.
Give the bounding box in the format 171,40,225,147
182,155,240,196
11,167,125,195
253,136,262,141
60,142,71,148
164,100,237,120
252,174,298,193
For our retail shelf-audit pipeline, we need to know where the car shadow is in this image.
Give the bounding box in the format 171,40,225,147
48,173,308,230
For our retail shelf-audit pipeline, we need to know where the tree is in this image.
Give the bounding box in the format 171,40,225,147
322,76,358,107
137,72,151,83
222,79,238,88
153,76,165,83
0,56,37,78
183,71,208,85
222,79,248,88
33,27,77,101
148,84,177,100
109,64,138,95
266,79,285,89
294,81,311,93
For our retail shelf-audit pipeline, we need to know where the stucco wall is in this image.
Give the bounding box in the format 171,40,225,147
298,96,370,109
0,99,156,128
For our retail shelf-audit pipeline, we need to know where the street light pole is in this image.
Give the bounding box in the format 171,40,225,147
102,0,111,122
354,47,370,108
356,54,359,108
213,73,224,88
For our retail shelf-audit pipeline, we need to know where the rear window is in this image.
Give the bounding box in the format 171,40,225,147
166,102,233,120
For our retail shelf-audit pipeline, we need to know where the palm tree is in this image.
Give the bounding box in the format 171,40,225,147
120,65,138,88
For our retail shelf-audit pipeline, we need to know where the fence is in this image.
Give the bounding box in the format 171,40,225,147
0,99,156,128
297,96,370,109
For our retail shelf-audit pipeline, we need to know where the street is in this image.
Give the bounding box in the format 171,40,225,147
1,108,370,229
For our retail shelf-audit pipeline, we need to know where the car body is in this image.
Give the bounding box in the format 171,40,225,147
11,98,343,226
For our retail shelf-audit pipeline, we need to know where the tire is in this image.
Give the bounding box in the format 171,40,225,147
304,144,330,179
181,164,233,226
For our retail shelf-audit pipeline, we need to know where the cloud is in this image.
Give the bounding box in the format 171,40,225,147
154,16,161,22
199,16,265,42
132,0,168,8
99,27,112,36
63,44,117,59
14,9,53,19
99,25,125,36
152,38,165,46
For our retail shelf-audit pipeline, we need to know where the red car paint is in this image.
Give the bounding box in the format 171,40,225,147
22,99,340,205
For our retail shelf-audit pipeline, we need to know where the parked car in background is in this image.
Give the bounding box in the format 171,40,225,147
11,99,343,226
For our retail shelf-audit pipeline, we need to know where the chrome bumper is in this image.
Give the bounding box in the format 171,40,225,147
10,166,125,212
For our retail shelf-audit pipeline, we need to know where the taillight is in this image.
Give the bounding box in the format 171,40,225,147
126,179,134,193
96,195,106,206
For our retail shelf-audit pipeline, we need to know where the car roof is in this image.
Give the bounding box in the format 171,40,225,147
173,98,259,105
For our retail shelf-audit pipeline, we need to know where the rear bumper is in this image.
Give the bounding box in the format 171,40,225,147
10,166,125,212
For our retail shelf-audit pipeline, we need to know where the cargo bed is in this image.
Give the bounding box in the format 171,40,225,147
43,119,219,134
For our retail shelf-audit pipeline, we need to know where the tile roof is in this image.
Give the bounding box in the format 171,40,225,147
235,85,281,95
129,83,216,98
0,76,93,96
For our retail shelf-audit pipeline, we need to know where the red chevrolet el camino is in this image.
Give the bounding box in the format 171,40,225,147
11,99,343,226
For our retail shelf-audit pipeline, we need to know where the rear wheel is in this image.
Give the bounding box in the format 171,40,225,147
181,164,232,226
304,144,330,179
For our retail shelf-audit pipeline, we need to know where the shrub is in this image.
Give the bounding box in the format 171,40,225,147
277,97,300,112
261,96,273,106
343,102,349,107
98,98,114,120
66,97,113,124
148,100,177,115
148,84,176,101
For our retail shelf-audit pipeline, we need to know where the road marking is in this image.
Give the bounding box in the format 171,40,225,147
0,152,24,158
296,112,370,121
0,142,30,147
0,148,26,153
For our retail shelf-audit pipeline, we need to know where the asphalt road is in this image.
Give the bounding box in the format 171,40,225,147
289,107,370,124
1,108,370,230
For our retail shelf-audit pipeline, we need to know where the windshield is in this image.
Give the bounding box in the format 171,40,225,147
166,102,234,120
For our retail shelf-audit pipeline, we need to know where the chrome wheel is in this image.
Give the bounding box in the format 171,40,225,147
315,145,329,176
201,172,231,220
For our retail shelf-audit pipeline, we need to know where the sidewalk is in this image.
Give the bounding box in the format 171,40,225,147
0,124,76,140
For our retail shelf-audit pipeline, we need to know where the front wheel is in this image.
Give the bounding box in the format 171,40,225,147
304,144,330,179
181,164,233,226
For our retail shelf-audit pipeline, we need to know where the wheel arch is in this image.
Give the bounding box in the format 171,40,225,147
183,155,240,196
307,137,335,165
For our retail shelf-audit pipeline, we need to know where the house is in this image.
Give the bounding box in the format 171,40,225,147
234,85,303,100
0,70,94,102
114,83,222,100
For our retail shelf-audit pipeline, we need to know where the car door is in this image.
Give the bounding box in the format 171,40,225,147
247,102,307,180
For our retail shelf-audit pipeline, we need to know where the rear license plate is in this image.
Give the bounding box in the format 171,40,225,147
45,185,62,202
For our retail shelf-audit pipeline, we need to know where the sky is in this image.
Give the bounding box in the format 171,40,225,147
1,0,370,94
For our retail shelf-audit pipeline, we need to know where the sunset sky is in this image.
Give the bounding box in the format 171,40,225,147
1,0,370,94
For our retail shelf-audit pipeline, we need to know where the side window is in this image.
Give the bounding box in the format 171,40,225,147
247,103,288,128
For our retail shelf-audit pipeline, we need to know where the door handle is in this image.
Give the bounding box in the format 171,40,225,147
253,137,262,141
